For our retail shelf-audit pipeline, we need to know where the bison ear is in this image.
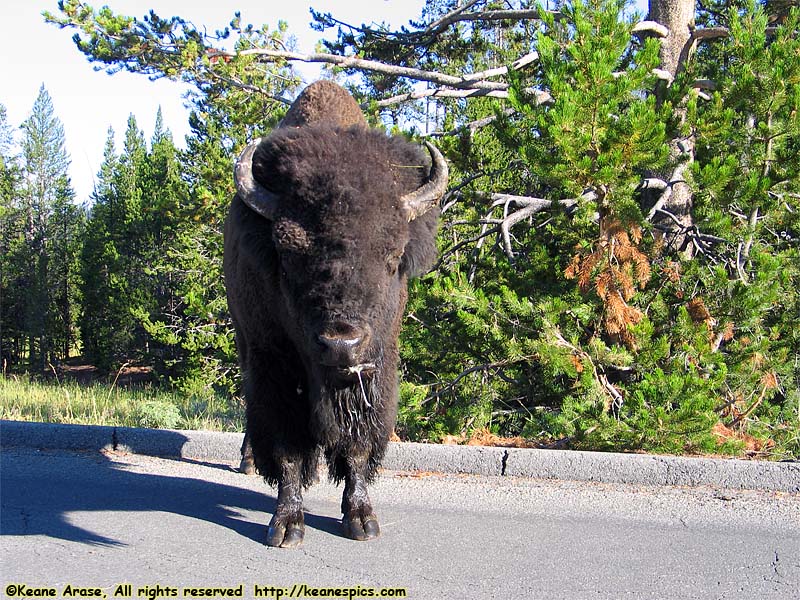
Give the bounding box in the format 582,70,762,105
401,207,440,278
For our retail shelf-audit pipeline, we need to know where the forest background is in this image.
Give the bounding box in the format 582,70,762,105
1,0,798,460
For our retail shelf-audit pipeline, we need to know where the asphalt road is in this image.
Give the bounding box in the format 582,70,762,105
1,447,798,600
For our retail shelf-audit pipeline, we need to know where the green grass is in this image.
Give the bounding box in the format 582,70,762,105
0,374,245,432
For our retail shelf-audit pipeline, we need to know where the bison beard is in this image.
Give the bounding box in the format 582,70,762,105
224,81,447,548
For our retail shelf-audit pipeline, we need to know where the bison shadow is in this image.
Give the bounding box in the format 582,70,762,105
0,431,342,547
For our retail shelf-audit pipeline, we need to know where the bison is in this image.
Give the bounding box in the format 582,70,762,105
224,81,448,548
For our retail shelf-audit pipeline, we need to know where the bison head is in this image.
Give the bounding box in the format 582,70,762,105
233,125,447,386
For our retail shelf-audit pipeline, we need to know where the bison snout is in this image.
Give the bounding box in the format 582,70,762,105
317,322,372,368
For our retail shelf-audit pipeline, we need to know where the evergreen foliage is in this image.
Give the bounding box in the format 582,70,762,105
0,87,83,373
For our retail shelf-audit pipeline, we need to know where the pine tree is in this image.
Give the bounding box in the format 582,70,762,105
18,84,78,370
133,107,188,378
80,128,129,370
0,103,25,371
81,117,158,371
133,92,280,395
47,176,84,360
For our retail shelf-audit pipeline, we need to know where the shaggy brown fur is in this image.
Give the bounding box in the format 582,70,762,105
279,80,367,129
224,82,442,548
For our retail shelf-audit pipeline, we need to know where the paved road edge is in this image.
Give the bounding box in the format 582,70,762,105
1,419,797,493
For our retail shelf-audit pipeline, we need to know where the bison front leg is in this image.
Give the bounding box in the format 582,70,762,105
341,451,380,541
267,457,305,548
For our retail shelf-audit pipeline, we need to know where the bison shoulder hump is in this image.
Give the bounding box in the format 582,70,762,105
279,81,367,130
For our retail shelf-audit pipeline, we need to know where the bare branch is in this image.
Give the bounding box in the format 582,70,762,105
691,26,781,44
487,191,593,259
631,20,669,38
639,177,669,192
652,207,685,228
369,87,510,108
416,0,483,39
227,48,545,112
736,242,749,284
204,71,292,105
235,48,508,90
548,325,624,413
437,189,591,275
651,68,673,82
645,162,689,222
422,357,534,404
443,8,563,25
692,79,717,91
691,27,730,42
370,86,552,110
435,224,502,272
208,15,672,112
461,51,539,82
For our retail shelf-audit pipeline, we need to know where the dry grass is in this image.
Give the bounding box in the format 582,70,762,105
0,374,244,432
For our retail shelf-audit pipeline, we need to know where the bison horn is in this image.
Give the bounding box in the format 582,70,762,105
234,137,280,220
400,141,449,221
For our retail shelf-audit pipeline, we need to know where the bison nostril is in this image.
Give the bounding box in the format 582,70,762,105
318,333,363,351
317,323,370,367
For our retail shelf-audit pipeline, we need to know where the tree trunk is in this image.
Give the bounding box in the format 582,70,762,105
649,0,695,79
649,0,696,255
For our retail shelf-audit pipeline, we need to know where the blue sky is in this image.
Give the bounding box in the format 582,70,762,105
1,1,649,201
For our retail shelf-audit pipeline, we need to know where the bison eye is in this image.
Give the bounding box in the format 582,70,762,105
386,252,403,275
272,219,311,253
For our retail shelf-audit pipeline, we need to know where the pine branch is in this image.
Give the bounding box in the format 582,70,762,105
315,1,563,49
398,5,563,47
548,325,623,414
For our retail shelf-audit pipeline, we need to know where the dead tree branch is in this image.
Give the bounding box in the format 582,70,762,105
232,48,534,91
422,356,535,405
225,48,551,110
690,25,781,44
370,87,510,108
477,191,594,260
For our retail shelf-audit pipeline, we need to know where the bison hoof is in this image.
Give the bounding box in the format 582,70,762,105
342,510,380,541
239,455,256,475
266,512,305,548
